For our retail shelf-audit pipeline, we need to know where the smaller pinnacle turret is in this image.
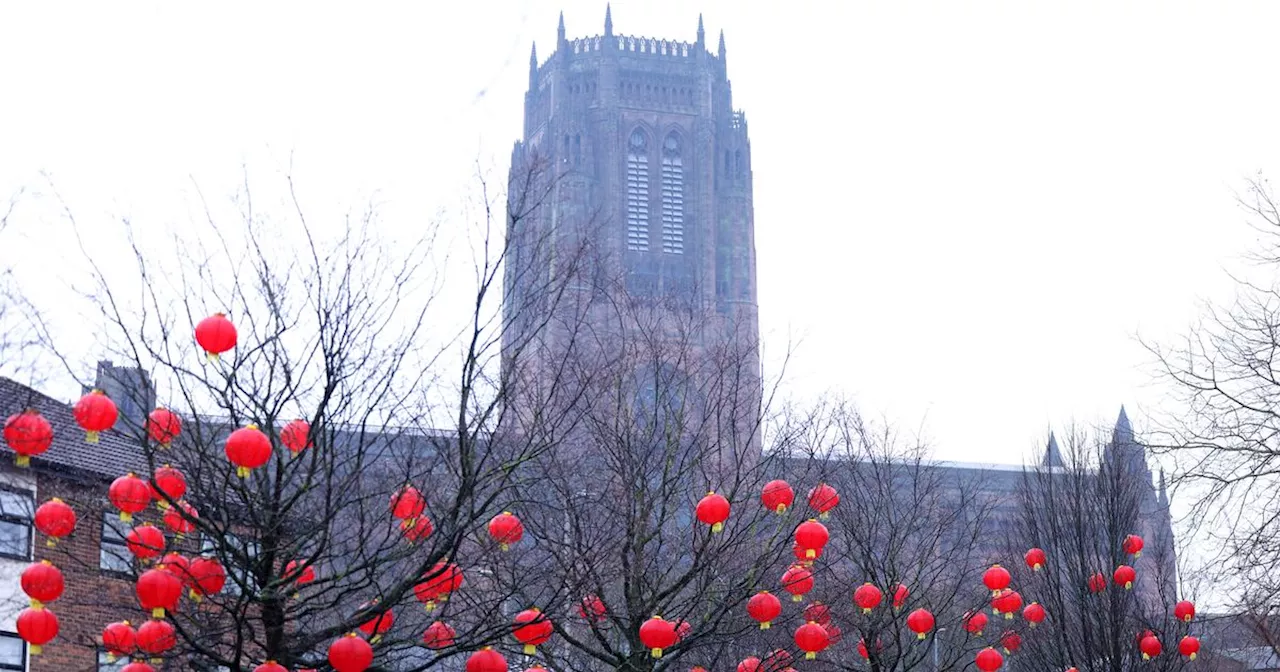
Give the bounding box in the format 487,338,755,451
697,14,705,46
1114,405,1134,444
718,28,726,55
557,11,566,45
604,4,613,37
1158,468,1169,506
1044,431,1064,469
529,42,537,83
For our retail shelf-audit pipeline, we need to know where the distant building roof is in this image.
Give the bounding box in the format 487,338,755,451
0,376,147,480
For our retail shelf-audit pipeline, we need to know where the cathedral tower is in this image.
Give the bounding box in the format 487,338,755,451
503,8,760,455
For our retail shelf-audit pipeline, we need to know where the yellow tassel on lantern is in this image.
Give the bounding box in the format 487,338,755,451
524,644,536,655
806,652,817,660
237,466,250,478
152,607,165,619
29,645,41,656
120,512,133,523
806,549,816,559
712,522,723,533
206,352,219,364
1005,613,1013,620
1189,653,1197,661
819,512,829,520
1125,582,1133,590
792,594,803,603
86,431,100,444
15,456,29,468
918,633,927,641
760,622,770,630
651,648,663,658
775,504,786,514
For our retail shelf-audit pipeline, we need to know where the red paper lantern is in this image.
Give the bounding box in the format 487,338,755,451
747,591,782,629
1174,600,1196,623
795,621,830,660
102,620,137,661
1113,565,1137,590
578,594,607,623
1087,572,1106,593
127,523,166,560
992,589,1022,619
16,607,58,655
804,601,831,625
146,408,181,448
188,557,227,601
964,611,989,635
825,622,843,646
1124,534,1145,557
983,564,1011,595
422,621,456,649
109,473,151,522
807,483,840,518
160,553,190,581
976,647,1004,672
893,583,910,609
328,632,374,672
163,500,198,537
415,562,462,610
1022,602,1046,627
391,485,426,520
358,602,395,640
758,649,791,672
854,582,883,613
794,519,829,559
33,498,75,546
638,616,678,658
195,313,238,361
1025,547,1047,571
74,390,118,443
3,410,52,466
906,608,935,639
400,516,434,543
513,607,553,654
1140,634,1162,660
286,559,316,585
136,619,175,659
1001,631,1022,654
695,492,731,533
857,640,872,659
255,662,289,672
226,424,272,478
137,566,183,619
1179,635,1200,660
781,565,814,602
674,619,692,641
20,560,63,607
281,419,311,454
122,663,156,672
761,479,794,514
488,511,525,550
737,657,762,672
151,465,187,509
466,648,507,672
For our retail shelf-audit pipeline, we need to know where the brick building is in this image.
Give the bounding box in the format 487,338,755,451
0,375,151,671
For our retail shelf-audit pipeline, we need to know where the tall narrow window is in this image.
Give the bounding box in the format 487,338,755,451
661,133,684,254
626,130,650,251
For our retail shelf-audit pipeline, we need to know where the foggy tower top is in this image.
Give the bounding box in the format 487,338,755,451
503,7,760,454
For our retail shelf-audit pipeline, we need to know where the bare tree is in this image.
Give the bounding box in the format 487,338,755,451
1145,175,1280,631
38,155,600,671
1009,428,1186,672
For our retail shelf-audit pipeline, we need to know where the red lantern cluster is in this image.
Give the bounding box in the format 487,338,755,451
414,562,463,610
1087,572,1106,593
695,491,731,533
74,390,118,444
164,500,198,537
578,594,607,623
422,620,456,649
137,566,183,619
991,589,1022,619
3,409,53,466
807,483,839,519
358,601,395,641
188,556,227,602
983,564,1012,595
102,620,137,662
391,485,425,521
126,524,166,560
151,465,187,509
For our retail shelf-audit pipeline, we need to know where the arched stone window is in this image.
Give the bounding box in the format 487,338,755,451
660,132,684,254
626,129,650,252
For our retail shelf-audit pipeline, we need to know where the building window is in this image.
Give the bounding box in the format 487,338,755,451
0,632,25,670
626,129,650,252
100,512,132,573
660,133,684,254
98,650,128,671
0,487,33,561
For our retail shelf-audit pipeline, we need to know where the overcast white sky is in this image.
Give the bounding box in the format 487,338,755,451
2,1,1279,468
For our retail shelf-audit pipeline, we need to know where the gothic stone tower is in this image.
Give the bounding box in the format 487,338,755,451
502,7,760,457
